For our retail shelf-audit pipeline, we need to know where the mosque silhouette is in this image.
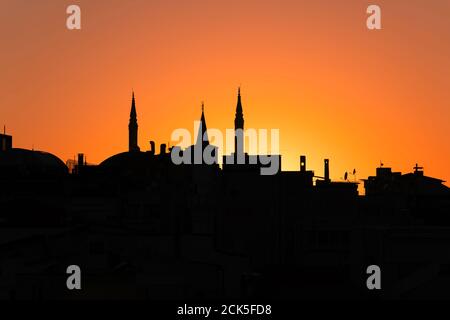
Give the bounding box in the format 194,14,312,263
0,89,449,300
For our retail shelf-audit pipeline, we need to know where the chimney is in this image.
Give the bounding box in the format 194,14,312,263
78,153,85,167
150,141,155,155
300,155,306,172
160,143,166,155
324,159,330,183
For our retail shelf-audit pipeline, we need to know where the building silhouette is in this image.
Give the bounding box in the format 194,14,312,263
1,130,12,152
0,89,449,300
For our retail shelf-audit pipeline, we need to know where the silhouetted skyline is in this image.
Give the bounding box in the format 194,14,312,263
1,0,449,302
1,89,449,299
1,0,449,187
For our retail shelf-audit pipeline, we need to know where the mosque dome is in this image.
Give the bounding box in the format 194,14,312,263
99,151,155,173
0,148,68,177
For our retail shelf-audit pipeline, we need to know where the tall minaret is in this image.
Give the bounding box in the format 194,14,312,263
128,91,140,152
234,87,244,156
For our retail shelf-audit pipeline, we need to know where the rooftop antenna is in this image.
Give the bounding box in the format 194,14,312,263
3,125,5,135
414,163,423,173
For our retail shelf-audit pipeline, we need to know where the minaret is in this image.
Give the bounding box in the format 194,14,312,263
234,87,244,156
196,102,209,149
128,91,140,152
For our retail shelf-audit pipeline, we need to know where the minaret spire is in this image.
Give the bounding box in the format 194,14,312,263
236,87,243,114
128,91,140,152
234,87,244,156
196,101,209,148
130,91,136,118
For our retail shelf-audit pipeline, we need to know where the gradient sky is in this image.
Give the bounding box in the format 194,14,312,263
0,0,449,191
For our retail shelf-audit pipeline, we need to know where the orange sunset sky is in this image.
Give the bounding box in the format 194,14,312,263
0,0,449,191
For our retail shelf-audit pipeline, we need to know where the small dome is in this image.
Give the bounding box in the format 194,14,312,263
99,151,157,174
98,150,173,177
0,148,68,177
100,151,146,168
